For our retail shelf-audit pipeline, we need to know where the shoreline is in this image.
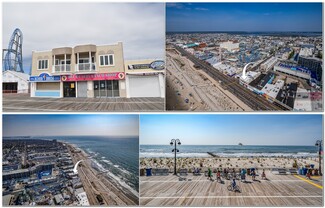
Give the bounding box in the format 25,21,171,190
63,141,139,206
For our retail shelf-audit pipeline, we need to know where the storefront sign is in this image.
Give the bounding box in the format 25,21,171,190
30,73,61,82
61,72,125,82
128,60,165,70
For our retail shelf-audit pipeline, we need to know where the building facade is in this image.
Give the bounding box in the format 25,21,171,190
30,43,126,98
125,59,165,98
2,71,30,94
298,56,322,83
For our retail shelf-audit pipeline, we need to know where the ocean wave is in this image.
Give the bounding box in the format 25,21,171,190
105,170,139,197
140,152,211,158
140,152,317,158
212,152,318,158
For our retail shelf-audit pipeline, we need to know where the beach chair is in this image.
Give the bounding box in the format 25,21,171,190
277,168,288,175
289,169,298,175
179,169,188,176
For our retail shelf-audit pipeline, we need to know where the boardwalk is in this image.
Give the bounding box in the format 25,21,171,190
140,171,323,206
3,94,164,112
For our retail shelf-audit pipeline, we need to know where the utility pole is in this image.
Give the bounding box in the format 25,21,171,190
315,140,323,176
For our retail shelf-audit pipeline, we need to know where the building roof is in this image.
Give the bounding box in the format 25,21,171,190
3,70,30,81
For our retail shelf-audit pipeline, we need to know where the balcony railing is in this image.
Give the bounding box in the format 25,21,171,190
52,64,71,73
76,63,96,72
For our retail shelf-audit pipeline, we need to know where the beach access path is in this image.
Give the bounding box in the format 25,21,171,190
66,143,139,206
140,170,323,206
3,93,164,112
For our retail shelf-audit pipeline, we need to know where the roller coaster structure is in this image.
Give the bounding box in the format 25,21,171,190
2,28,24,73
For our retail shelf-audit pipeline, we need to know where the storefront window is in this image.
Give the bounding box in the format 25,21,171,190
93,80,119,98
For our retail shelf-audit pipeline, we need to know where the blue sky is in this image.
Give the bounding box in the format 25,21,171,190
140,114,323,146
166,3,323,32
3,115,139,137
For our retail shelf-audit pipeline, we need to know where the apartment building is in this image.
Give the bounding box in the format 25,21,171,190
30,42,126,98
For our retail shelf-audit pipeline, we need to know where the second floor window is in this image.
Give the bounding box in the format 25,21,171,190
38,60,48,70
99,54,114,66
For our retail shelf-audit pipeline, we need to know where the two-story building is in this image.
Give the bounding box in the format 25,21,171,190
125,59,165,98
30,42,126,98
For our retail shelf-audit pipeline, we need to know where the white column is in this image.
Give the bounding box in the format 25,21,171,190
77,52,79,71
53,55,56,73
64,53,67,72
158,73,165,98
89,51,92,71
125,75,130,98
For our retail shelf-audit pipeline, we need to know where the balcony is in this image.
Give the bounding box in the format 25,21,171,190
76,63,96,73
52,64,71,73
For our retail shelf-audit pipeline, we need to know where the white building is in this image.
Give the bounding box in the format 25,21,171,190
274,63,311,80
260,56,278,72
125,60,165,98
76,192,90,206
2,70,30,93
299,47,314,57
220,41,239,52
261,79,284,99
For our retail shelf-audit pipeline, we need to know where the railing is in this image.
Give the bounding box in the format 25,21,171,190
76,63,96,72
52,64,71,73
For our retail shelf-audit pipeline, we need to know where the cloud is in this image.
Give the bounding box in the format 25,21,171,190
166,3,184,9
3,3,165,73
195,7,209,11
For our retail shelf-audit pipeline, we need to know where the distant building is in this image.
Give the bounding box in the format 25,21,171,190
297,56,322,82
274,62,311,80
220,41,239,52
260,56,278,72
2,70,29,94
125,59,165,98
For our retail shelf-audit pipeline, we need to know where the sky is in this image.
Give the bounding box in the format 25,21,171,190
166,3,323,32
140,114,323,146
3,115,139,137
3,3,165,74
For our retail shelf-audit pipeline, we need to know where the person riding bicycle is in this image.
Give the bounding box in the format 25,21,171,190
232,178,236,190
216,170,221,182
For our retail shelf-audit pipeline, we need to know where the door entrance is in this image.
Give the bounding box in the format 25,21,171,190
63,82,76,97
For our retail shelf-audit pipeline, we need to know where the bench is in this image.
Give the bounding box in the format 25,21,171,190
152,168,169,176
179,169,188,176
278,168,288,175
289,169,298,175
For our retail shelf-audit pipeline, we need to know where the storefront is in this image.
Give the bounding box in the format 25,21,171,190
125,60,165,98
61,72,126,98
30,73,61,97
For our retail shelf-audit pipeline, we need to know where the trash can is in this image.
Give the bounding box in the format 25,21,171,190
298,168,303,175
146,168,152,176
140,169,145,176
311,164,315,169
302,168,308,175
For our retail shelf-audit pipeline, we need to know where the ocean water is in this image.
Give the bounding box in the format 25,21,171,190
140,145,318,158
35,136,139,194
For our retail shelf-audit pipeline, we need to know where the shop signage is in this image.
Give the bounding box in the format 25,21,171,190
61,72,125,82
128,60,165,70
30,73,61,82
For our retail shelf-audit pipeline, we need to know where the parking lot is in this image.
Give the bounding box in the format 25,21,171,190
3,94,165,112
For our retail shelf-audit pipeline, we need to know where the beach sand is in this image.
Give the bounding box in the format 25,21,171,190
140,156,320,172
64,142,139,206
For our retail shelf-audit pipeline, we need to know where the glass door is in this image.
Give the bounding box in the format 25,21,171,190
94,81,100,97
112,80,119,97
99,80,106,97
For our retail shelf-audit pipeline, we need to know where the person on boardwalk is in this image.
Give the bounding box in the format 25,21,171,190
261,169,267,180
251,169,256,181
208,168,212,180
216,170,221,182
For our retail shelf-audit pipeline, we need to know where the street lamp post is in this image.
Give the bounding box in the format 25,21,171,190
170,139,181,175
315,140,323,176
